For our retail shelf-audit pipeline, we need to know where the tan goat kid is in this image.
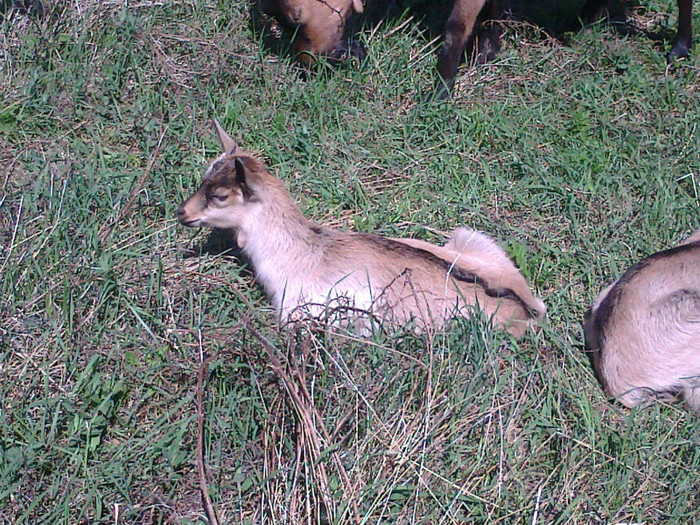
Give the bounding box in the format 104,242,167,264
584,230,700,413
177,121,546,336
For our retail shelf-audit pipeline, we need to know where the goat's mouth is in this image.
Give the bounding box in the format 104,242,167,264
179,218,201,227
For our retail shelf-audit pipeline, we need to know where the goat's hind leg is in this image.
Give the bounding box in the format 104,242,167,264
474,0,500,65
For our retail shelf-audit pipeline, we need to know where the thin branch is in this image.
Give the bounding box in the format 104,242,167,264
197,329,219,525
244,319,361,524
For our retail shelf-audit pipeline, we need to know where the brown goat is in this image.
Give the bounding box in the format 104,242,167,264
261,0,693,99
260,0,366,66
261,0,500,98
584,230,700,414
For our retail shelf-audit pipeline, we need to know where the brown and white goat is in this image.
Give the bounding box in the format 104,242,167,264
177,120,546,335
584,230,700,413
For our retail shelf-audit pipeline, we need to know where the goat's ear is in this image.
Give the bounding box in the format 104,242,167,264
234,158,262,198
234,158,247,185
213,119,237,155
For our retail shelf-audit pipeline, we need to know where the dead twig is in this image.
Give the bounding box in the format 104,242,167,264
196,329,219,525
244,318,361,524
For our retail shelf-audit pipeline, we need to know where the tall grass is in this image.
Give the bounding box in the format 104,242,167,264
1,0,698,523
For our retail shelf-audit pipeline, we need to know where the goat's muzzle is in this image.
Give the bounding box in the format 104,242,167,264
177,205,196,226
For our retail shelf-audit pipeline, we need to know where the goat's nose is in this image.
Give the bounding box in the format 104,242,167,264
176,206,185,217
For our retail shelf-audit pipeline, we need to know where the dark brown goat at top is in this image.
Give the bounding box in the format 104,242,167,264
260,0,693,98
261,0,500,98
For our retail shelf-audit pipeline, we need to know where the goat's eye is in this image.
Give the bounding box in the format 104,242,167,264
211,194,228,202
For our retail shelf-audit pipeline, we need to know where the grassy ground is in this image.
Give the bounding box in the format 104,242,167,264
1,0,699,523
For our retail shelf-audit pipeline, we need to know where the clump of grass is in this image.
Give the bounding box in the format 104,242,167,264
1,0,698,523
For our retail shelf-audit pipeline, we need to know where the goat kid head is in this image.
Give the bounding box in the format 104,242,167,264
177,120,265,232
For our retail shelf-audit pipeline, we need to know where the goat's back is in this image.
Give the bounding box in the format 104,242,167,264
585,235,700,410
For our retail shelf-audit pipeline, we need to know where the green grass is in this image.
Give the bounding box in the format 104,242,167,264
1,0,699,523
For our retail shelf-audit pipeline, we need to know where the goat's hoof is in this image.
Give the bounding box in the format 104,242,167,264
666,42,690,64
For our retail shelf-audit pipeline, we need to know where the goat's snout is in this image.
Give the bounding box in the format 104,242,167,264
177,203,202,228
176,205,187,224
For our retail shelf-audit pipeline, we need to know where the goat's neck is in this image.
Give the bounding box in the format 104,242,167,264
239,189,320,282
